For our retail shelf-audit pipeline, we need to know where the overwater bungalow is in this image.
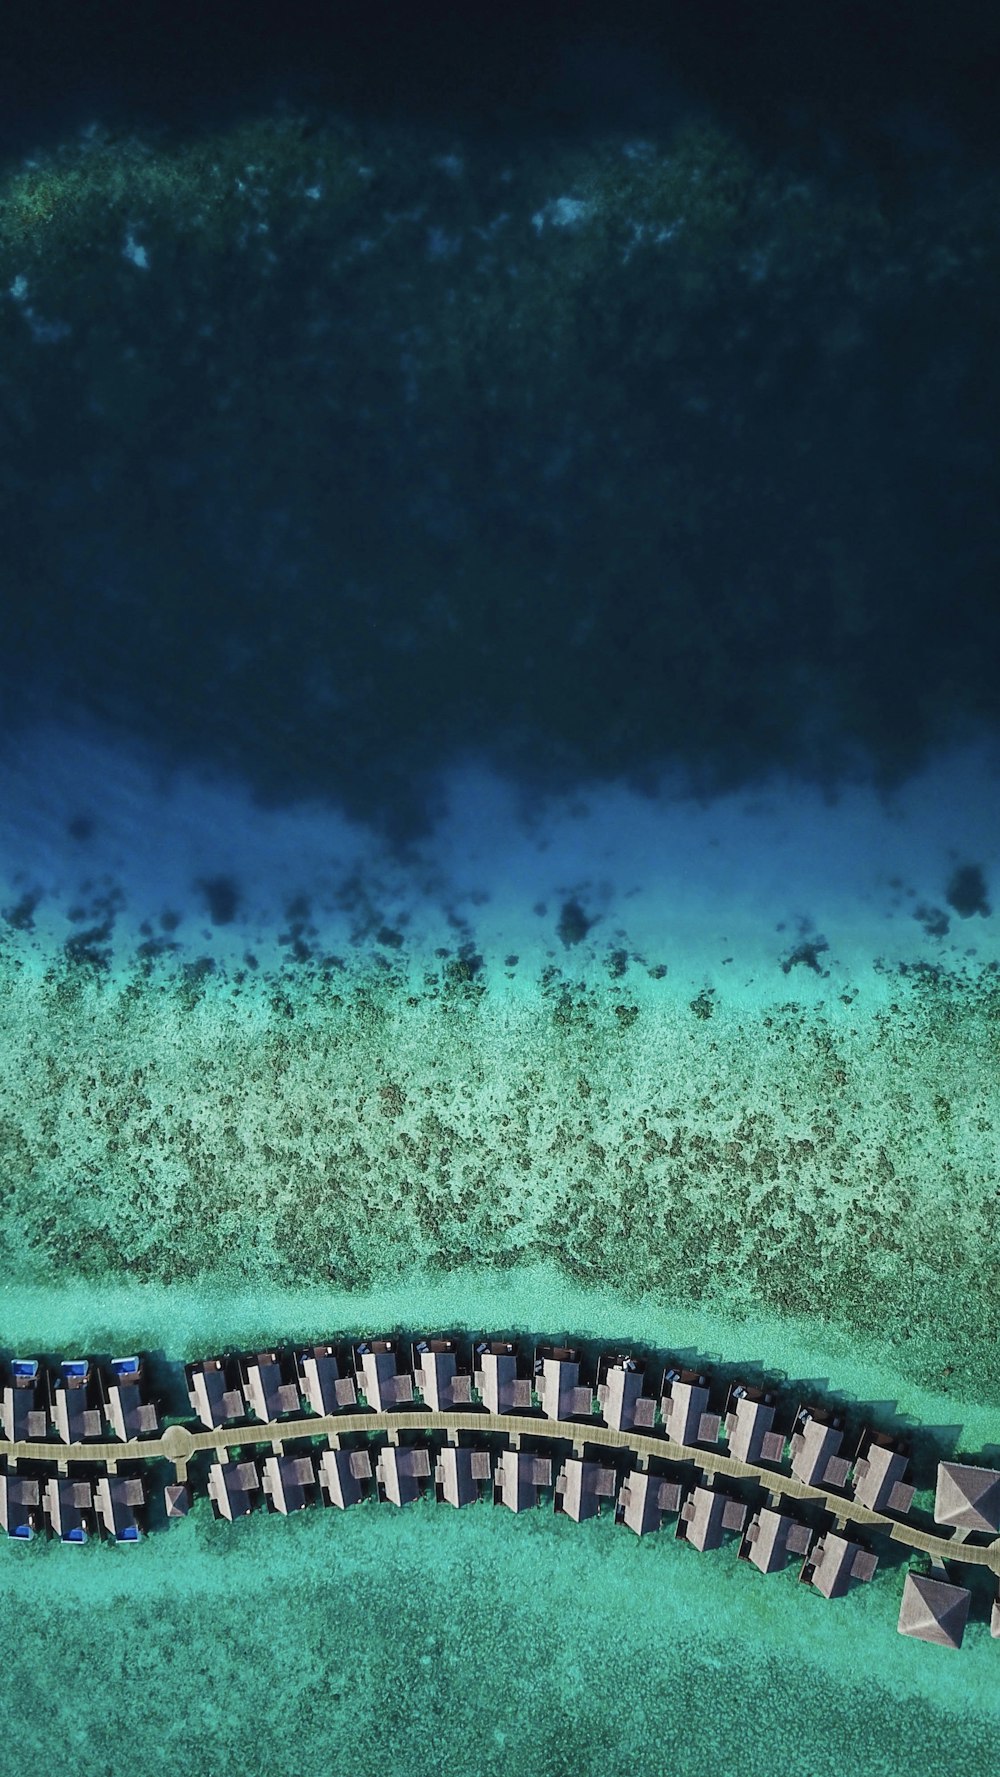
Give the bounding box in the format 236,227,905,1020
800,1533,878,1598
933,1462,1000,1534
553,1457,618,1523
354,1341,415,1412
0,1470,39,1539
262,1454,317,1514
164,1482,191,1518
241,1351,301,1423
739,1507,813,1575
723,1383,786,1467
1,1359,49,1442
51,1360,104,1444
318,1446,372,1509
897,1573,971,1648
102,1355,159,1441
297,1344,357,1416
186,1356,246,1430
43,1475,93,1543
676,1484,746,1553
659,1370,721,1449
207,1459,260,1521
473,1340,534,1414
494,1451,553,1513
375,1444,432,1507
851,1431,915,1516
596,1355,657,1432
94,1474,145,1542
412,1339,475,1411
788,1405,851,1490
616,1469,683,1537
434,1446,492,1508
533,1346,595,1421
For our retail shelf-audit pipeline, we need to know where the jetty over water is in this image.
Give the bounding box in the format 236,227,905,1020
2,1339,999,1647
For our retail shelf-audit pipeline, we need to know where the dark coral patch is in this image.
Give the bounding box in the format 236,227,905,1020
557,898,593,947
946,863,991,919
198,875,241,925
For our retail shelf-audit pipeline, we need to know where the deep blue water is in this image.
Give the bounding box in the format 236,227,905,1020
1,1,999,842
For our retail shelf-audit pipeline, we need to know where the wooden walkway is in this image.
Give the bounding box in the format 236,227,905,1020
3,1408,999,1574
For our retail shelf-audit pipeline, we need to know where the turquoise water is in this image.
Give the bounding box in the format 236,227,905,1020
2,1262,999,1459
3,1492,996,1777
2,780,1000,1769
3,26,1000,1770
3,799,1000,1768
2,909,998,1404
4,1252,1000,1769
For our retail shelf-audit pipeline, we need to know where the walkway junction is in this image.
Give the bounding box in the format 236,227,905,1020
2,1337,999,1648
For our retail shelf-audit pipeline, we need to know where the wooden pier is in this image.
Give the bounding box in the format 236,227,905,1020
3,1407,999,1577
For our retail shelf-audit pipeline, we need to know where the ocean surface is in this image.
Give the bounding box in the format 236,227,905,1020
1,5,999,1772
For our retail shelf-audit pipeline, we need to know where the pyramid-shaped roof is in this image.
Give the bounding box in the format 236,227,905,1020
934,1462,1000,1532
897,1574,971,1648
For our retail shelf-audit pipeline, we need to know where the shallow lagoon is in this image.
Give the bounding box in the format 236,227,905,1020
3,1483,997,1777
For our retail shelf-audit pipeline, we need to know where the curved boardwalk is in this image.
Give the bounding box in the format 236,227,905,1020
4,1408,999,1576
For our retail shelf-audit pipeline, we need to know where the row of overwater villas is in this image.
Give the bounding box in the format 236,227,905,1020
2,1338,998,1647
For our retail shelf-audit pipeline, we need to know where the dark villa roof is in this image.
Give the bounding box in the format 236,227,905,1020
103,1357,159,1441
616,1470,684,1536
43,1475,93,1542
740,1507,813,1575
376,1444,432,1506
789,1406,850,1490
242,1352,301,1423
355,1342,414,1411
319,1447,372,1509
494,1451,552,1512
297,1345,356,1415
801,1533,878,1599
533,1350,593,1421
412,1341,475,1412
434,1445,492,1508
262,1454,316,1514
95,1474,145,1541
724,1384,785,1466
851,1435,914,1516
187,1357,246,1429
51,1362,103,1444
553,1458,618,1522
208,1459,260,1520
897,1574,971,1649
0,1471,39,1539
597,1358,657,1433
473,1343,534,1414
934,1463,1000,1534
677,1485,746,1553
660,1373,720,1447
1,1360,49,1441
